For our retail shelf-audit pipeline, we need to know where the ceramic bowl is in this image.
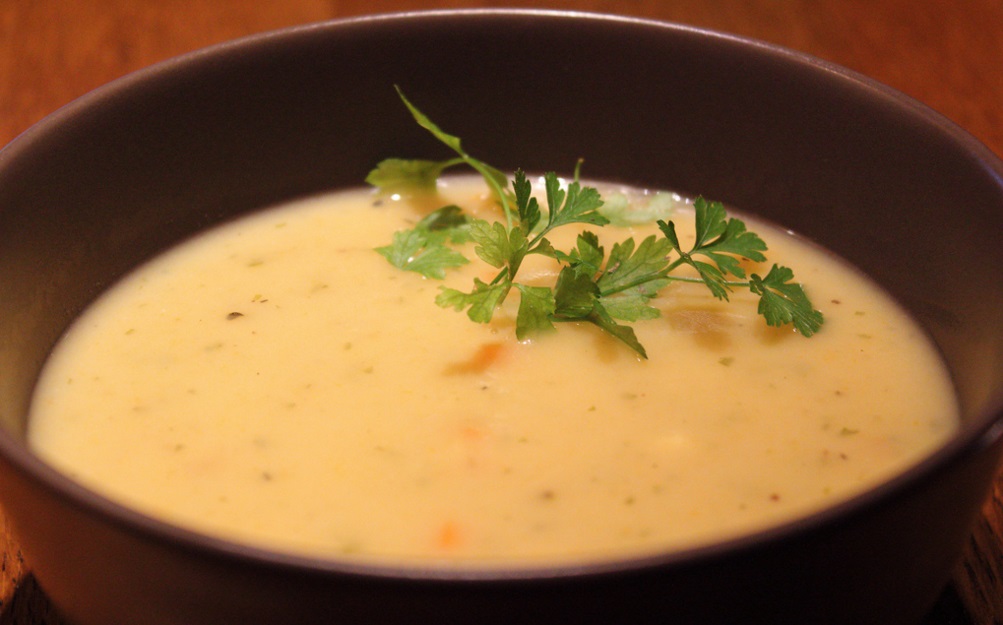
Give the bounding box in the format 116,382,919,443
1,10,1002,625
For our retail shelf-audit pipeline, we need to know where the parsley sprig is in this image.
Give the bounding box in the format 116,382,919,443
372,89,823,358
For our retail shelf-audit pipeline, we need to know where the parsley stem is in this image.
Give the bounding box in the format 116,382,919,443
659,275,752,288
472,161,514,230
488,267,508,287
439,157,467,171
598,271,751,298
665,257,686,272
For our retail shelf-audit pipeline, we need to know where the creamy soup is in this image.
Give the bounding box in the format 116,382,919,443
28,177,957,566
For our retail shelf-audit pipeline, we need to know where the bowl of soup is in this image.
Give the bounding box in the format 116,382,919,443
1,9,1001,625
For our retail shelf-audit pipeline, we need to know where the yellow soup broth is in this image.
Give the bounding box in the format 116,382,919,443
28,177,958,565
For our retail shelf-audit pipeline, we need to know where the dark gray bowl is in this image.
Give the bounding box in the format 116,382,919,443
1,10,1001,625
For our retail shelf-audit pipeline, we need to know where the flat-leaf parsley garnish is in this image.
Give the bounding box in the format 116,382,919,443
371,88,823,358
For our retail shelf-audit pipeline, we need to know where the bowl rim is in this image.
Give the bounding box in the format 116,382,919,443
2,7,1002,582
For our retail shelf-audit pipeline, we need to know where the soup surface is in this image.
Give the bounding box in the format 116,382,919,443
29,177,957,565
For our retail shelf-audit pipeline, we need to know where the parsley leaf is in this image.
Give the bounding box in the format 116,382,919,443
436,279,509,324
553,266,600,319
552,264,647,356
600,191,680,227
555,231,604,276
543,175,609,231
750,265,825,337
584,303,648,359
597,235,673,295
374,206,472,280
515,284,556,338
513,170,542,234
365,158,460,192
599,282,669,322
470,220,527,273
587,235,673,322
550,264,649,356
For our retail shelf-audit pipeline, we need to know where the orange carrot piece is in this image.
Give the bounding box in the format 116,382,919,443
436,520,463,550
460,424,486,441
444,341,506,374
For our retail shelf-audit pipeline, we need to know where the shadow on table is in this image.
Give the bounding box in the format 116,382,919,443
0,573,977,625
0,574,67,625
923,584,976,625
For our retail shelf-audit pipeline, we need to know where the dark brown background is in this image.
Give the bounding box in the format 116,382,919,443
2,1,1001,623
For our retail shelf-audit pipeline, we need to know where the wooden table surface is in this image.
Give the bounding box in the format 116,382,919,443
1,1,1001,624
